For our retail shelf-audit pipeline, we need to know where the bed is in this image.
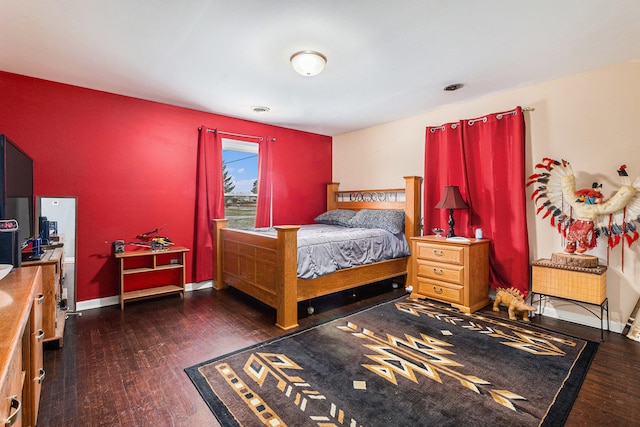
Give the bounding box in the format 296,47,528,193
212,176,422,330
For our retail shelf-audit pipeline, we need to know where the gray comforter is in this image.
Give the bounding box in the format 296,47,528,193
249,224,410,279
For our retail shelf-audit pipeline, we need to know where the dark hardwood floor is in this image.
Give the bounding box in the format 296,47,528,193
38,283,640,426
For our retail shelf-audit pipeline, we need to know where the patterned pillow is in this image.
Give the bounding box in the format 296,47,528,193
348,209,405,234
314,209,356,226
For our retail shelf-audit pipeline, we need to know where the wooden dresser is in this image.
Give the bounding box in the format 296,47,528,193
410,236,490,313
0,266,45,426
22,248,65,346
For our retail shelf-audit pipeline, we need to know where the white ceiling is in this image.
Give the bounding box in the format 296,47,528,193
2,1,640,136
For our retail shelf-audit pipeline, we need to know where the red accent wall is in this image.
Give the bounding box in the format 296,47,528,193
0,71,332,302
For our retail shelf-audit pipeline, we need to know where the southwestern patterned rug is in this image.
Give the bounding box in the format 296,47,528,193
185,296,598,426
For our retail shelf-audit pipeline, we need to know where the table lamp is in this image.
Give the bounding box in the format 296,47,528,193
434,185,468,238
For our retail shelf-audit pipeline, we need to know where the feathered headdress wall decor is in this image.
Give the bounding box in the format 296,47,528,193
526,158,640,255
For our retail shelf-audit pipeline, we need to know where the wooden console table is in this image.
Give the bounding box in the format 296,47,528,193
531,258,609,340
115,246,189,310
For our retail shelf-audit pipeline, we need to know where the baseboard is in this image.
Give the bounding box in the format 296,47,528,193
188,280,213,292
74,281,625,334
531,304,624,334
76,295,120,311
75,280,214,312
487,288,624,335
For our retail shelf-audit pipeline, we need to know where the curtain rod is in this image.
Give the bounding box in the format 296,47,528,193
198,128,276,142
206,129,263,141
429,106,535,132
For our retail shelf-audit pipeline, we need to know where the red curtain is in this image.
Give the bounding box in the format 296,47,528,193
423,122,467,236
424,107,530,295
194,127,225,282
255,137,272,228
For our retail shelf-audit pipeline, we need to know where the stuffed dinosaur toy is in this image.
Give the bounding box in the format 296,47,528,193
493,287,537,322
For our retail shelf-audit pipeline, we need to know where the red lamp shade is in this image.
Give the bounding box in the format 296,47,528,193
435,185,468,237
435,185,468,210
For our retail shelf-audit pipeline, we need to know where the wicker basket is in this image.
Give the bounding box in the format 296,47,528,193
531,259,606,305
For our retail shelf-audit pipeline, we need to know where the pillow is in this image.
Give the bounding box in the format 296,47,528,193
314,209,356,226
347,209,405,234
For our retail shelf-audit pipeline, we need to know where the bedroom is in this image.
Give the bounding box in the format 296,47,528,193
1,1,640,426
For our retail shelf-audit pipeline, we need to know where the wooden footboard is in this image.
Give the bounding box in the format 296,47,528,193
213,176,422,330
214,220,301,329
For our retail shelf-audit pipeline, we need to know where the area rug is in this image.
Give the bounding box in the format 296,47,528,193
185,296,598,426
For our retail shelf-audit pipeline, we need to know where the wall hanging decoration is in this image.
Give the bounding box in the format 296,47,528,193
526,158,640,254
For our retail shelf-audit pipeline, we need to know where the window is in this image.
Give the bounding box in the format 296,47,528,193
222,139,259,229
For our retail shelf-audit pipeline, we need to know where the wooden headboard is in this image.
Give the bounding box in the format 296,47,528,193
326,176,422,239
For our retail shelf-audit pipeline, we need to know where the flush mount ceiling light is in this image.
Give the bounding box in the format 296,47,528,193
290,50,327,76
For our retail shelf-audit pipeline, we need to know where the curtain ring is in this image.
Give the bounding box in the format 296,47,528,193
468,117,487,126
496,110,518,120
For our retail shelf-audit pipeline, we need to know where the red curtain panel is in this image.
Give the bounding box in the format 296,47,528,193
194,127,225,282
424,107,530,295
423,122,467,236
255,137,273,228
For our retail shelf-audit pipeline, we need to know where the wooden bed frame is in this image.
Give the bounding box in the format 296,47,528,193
213,176,422,330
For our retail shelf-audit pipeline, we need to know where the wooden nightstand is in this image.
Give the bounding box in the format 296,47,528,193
410,236,490,313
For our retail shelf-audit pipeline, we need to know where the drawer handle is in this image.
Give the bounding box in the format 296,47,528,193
433,268,444,275
37,329,45,341
432,286,443,294
6,395,21,426
36,368,46,384
433,249,444,256
37,293,45,303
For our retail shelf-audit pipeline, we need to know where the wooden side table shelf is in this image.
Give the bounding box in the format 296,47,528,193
531,258,609,340
115,246,189,310
409,236,490,313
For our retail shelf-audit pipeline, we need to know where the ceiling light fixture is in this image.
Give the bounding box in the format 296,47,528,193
290,50,327,76
444,83,464,91
251,106,270,113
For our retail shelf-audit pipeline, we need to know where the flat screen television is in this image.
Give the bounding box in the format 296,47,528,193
0,134,35,246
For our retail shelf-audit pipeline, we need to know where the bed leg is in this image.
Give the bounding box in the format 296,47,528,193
213,219,229,290
275,226,300,330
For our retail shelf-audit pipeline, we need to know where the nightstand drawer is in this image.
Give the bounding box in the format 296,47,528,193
415,277,463,304
415,241,464,265
416,260,464,284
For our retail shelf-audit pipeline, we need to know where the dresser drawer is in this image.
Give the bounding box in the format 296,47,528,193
415,241,464,265
416,260,464,284
415,277,463,304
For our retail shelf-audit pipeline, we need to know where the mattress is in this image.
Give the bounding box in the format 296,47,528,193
249,224,411,279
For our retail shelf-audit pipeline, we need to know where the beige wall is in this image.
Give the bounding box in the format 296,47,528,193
333,60,640,333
